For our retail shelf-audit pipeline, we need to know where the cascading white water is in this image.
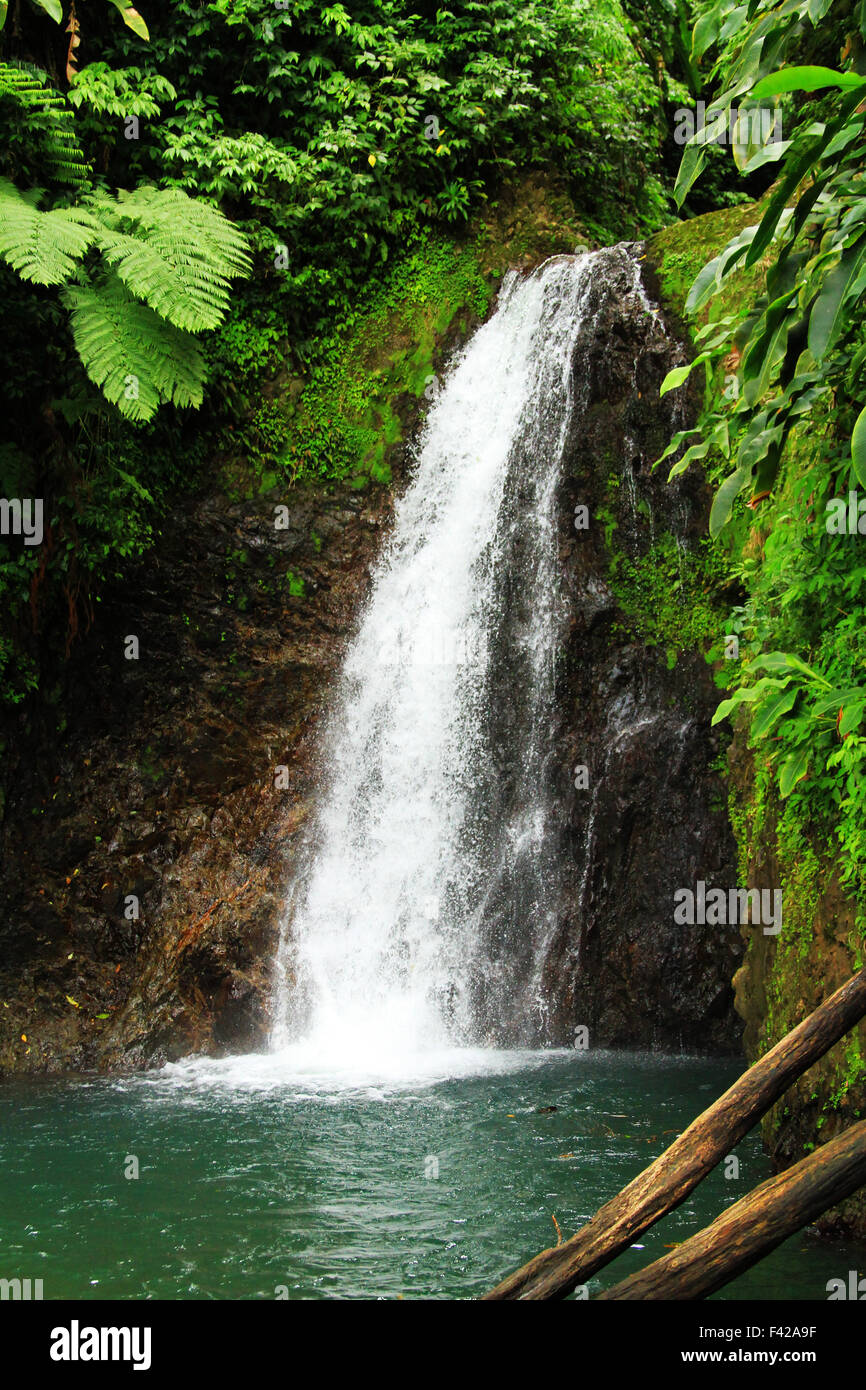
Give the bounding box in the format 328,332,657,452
269,253,600,1074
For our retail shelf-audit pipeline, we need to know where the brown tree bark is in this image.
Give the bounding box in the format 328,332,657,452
597,1119,866,1299
483,967,866,1300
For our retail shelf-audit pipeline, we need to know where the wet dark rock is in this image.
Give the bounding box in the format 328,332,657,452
0,475,394,1073
542,244,743,1052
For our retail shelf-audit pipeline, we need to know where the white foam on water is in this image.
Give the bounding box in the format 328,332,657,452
157,1043,577,1098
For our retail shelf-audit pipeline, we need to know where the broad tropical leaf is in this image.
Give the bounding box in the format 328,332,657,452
752,65,866,97
779,747,810,797
709,464,751,536
752,684,799,738
659,359,704,395
852,404,866,488
106,0,149,41
839,702,866,738
807,238,866,360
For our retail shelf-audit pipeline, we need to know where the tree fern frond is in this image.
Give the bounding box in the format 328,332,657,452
0,63,91,189
0,176,96,284
113,186,252,270
96,228,231,331
62,273,206,423
88,186,252,332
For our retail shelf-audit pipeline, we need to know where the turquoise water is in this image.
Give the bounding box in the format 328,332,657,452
1,1049,861,1300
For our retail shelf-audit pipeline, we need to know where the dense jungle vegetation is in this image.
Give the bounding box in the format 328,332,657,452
0,0,702,706
652,0,866,940
1,0,866,942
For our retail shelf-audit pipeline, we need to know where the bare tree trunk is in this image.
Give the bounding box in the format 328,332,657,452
483,967,866,1300
598,1120,866,1299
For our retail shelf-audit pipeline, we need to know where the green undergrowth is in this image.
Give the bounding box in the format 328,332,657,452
217,181,591,496
752,783,866,1127
216,230,490,492
284,236,490,487
608,531,734,668
651,199,866,1149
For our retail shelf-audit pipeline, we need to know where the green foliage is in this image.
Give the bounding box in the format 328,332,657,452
84,0,672,356
67,62,175,118
211,309,286,381
608,532,734,657
711,413,866,898
656,0,866,901
0,62,90,188
664,1,866,532
0,179,250,421
713,649,865,806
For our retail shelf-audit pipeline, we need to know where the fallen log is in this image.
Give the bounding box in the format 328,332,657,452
483,966,866,1300
597,1119,866,1299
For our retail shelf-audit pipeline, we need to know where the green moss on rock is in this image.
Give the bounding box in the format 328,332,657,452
223,175,590,496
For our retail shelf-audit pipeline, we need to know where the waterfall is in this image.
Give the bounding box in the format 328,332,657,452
269,250,640,1071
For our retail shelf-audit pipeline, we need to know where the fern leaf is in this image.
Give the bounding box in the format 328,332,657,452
97,228,230,331
62,273,206,423
91,185,251,331
0,177,95,284
0,63,90,189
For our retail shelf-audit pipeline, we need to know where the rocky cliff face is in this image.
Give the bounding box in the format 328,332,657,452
546,244,743,1051
0,477,396,1070
0,191,743,1072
